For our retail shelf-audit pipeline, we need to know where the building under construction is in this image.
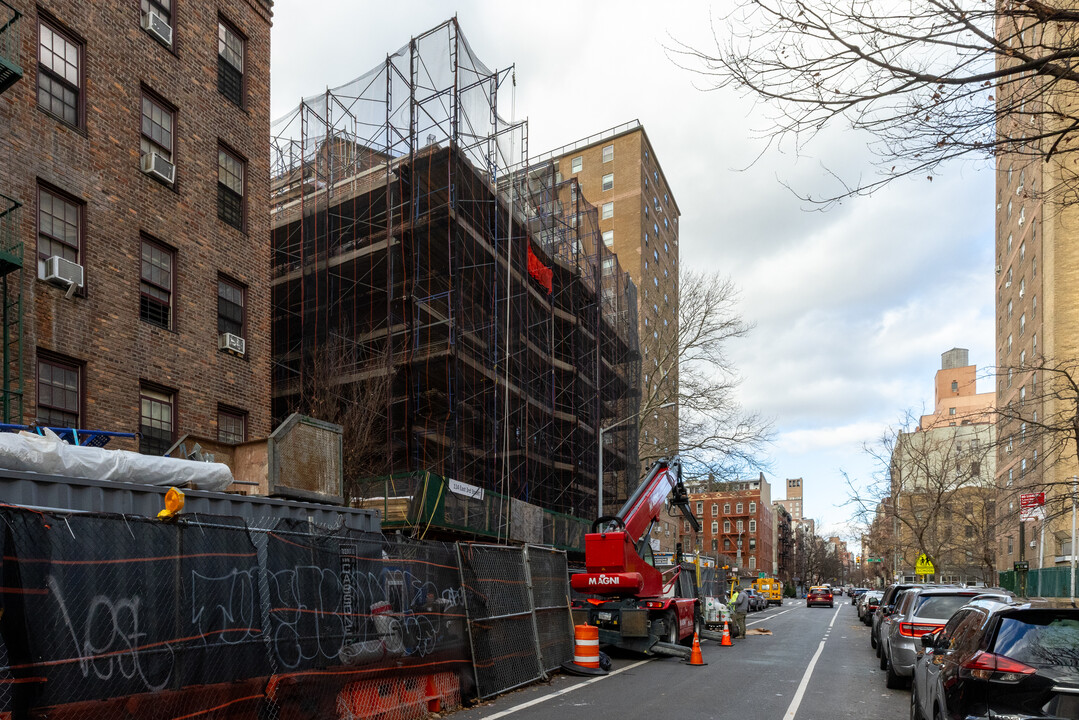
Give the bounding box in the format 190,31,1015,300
270,19,640,529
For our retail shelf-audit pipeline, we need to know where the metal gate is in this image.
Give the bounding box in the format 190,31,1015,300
456,543,573,700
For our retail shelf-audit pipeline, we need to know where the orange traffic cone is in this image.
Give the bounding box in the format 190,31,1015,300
425,674,440,713
685,630,707,666
721,620,733,646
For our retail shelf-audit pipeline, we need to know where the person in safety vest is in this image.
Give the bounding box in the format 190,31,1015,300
729,585,749,639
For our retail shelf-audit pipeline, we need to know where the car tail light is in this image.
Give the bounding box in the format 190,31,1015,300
960,651,1036,682
899,622,944,637
643,601,665,609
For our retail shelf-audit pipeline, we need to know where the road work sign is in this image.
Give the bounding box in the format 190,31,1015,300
915,553,935,575
1020,492,1046,522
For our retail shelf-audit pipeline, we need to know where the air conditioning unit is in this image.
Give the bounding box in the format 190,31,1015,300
1005,281,1012,288
141,9,173,46
141,151,175,184
996,264,1002,275
219,332,245,356
44,256,84,289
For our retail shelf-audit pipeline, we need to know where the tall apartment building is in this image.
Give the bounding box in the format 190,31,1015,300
777,477,804,522
0,0,272,450
683,473,774,574
919,348,994,430
993,10,1074,572
537,121,680,477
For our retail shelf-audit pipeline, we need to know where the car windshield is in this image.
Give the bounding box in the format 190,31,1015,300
914,595,979,620
993,613,1079,667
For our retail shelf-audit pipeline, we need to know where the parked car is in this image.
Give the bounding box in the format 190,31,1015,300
872,583,923,650
911,598,1079,720
807,586,834,608
743,588,767,612
860,590,883,623
879,586,989,688
851,587,868,605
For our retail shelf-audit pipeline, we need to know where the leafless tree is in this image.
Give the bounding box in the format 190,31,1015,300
294,339,393,503
848,411,997,581
669,0,1079,206
639,270,772,479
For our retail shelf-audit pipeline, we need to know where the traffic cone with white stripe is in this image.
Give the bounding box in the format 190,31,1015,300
721,620,733,646
685,630,707,666
560,624,608,676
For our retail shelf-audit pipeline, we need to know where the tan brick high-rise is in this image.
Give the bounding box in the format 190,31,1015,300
0,0,272,452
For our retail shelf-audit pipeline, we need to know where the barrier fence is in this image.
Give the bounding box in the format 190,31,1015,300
999,566,1079,597
0,505,572,720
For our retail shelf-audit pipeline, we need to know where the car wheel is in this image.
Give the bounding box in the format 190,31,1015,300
885,656,906,689
879,646,888,670
934,704,946,720
871,630,878,649
663,611,679,645
910,683,924,720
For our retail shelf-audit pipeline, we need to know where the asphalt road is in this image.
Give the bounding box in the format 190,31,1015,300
452,600,909,720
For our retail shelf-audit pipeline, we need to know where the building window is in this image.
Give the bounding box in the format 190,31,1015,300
218,147,245,230
711,503,718,516
139,385,174,455
749,501,756,513
37,354,80,428
602,230,613,247
38,19,82,127
723,520,731,533
736,520,744,532
602,202,613,219
218,406,246,444
749,538,756,550
141,91,175,164
696,501,703,514
736,502,743,514
218,19,244,106
748,556,756,569
602,144,614,163
711,521,718,534
724,538,731,549
602,173,613,191
951,380,958,392
141,0,172,43
949,407,956,415
140,238,174,329
217,277,245,338
37,185,82,279
723,502,730,513
749,520,756,532
712,539,718,551
684,521,690,532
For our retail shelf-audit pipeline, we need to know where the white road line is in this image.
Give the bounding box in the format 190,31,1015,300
482,659,651,720
748,608,792,626
782,605,841,720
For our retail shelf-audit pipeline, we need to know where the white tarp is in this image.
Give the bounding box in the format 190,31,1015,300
0,430,234,491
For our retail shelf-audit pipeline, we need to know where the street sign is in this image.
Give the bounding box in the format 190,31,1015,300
1020,492,1046,522
915,553,936,575
867,558,883,562
758,572,767,579
1014,561,1030,571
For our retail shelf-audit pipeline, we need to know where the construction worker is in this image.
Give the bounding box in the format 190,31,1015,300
729,585,749,639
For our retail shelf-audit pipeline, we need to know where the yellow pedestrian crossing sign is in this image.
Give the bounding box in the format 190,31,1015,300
915,553,935,575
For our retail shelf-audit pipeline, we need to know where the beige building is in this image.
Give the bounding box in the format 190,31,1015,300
777,477,804,522
919,348,995,430
538,121,681,474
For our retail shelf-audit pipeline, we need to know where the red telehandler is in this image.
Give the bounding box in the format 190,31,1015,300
570,457,703,653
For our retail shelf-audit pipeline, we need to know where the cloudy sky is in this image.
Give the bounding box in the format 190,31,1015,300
269,1,996,540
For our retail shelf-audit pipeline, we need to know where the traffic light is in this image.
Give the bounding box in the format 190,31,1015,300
856,555,861,563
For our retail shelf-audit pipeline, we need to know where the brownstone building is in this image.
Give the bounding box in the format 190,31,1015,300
682,473,775,575
0,0,272,450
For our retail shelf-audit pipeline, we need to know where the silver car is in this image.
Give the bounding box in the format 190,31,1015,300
879,587,997,688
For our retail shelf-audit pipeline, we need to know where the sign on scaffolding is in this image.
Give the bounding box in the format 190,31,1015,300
1020,492,1046,522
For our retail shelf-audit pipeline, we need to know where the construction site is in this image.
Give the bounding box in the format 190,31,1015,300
269,19,641,543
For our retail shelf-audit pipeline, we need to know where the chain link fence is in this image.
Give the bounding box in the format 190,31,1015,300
0,505,572,720
456,543,572,700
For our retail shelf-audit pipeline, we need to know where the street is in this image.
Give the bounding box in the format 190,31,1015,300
454,600,907,720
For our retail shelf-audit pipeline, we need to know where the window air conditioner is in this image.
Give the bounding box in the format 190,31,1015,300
1005,281,1012,288
141,151,176,184
44,255,84,289
219,332,245,356
141,9,173,46
995,264,1002,275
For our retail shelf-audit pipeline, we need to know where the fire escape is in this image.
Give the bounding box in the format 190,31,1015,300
0,1,24,422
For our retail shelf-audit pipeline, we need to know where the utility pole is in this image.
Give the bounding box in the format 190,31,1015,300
1072,476,1077,603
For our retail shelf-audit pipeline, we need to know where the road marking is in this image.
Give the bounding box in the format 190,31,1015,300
783,605,841,720
749,608,792,626
482,659,651,720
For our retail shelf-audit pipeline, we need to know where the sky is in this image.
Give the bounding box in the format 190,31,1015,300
268,1,997,542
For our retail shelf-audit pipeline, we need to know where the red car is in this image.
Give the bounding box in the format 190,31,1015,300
807,586,834,608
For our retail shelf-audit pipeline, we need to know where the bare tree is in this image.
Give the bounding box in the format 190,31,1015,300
641,269,772,478
669,1,1079,206
849,411,997,581
294,339,393,503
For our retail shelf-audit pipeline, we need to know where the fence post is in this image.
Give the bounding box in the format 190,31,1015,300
455,542,481,690
522,545,548,681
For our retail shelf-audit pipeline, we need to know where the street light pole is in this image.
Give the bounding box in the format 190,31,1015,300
597,400,675,517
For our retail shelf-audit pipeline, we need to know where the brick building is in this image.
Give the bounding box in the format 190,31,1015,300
773,502,793,581
0,0,272,450
682,473,775,575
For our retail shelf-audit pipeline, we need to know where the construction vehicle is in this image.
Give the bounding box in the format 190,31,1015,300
569,457,702,653
753,576,783,606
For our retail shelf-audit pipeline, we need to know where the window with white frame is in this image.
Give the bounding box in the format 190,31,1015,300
602,230,613,247
602,144,613,163
711,521,718,534
723,520,731,532
602,202,613,219
749,520,756,532
602,173,613,191
711,503,718,516
571,156,582,173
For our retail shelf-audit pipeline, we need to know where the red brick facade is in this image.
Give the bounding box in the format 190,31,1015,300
0,0,272,449
683,477,775,575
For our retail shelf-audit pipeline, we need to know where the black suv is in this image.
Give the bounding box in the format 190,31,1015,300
911,598,1079,720
872,583,924,652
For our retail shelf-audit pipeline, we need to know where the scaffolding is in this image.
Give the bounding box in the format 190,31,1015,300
270,18,640,523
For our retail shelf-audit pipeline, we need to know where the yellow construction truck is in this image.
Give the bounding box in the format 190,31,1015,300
752,577,783,606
